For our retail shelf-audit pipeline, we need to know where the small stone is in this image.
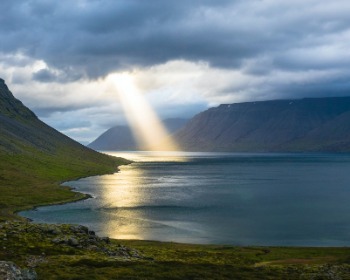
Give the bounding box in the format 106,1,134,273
70,225,88,234
52,237,62,244
67,237,79,247
87,245,100,252
101,237,110,244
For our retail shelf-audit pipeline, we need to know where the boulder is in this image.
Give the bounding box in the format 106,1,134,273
0,261,37,280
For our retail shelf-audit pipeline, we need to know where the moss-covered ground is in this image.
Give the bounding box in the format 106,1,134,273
0,221,350,279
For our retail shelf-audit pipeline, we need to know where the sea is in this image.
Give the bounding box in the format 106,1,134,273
20,151,350,246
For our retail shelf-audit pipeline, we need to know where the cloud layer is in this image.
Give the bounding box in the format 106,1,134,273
1,0,350,142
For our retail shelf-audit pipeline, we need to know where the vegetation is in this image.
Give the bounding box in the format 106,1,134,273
1,222,350,279
0,147,129,220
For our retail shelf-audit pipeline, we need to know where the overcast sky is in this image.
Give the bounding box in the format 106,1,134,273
1,0,350,143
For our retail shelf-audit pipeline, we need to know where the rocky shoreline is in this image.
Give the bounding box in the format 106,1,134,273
1,221,350,279
0,221,148,279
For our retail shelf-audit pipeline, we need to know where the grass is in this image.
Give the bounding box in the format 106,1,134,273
0,146,130,220
1,222,350,280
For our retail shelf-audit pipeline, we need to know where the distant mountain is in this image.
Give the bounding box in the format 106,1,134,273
88,118,188,151
174,97,350,152
0,78,128,218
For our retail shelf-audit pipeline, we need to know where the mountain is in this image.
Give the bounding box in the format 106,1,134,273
0,78,129,219
88,118,188,151
174,97,350,152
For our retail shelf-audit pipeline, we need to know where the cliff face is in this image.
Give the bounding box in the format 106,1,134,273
174,97,350,152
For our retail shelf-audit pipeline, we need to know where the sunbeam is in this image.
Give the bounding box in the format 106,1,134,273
108,73,179,151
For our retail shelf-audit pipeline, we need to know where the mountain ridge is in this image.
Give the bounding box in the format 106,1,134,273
174,96,350,152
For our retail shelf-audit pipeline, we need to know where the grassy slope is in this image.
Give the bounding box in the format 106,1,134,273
0,147,129,220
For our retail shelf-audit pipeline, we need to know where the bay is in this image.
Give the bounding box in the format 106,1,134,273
20,152,350,246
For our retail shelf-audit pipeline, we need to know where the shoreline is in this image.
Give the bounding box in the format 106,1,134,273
3,156,350,279
14,163,131,220
17,153,350,248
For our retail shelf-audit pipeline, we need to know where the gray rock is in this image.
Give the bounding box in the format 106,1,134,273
45,225,61,235
51,237,64,244
0,261,37,280
70,225,89,234
67,237,79,247
101,237,110,244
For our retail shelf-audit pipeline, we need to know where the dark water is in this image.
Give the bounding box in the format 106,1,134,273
20,152,350,246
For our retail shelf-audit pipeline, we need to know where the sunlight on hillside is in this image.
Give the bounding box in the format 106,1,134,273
108,73,179,151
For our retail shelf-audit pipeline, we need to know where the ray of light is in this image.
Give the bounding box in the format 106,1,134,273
108,73,179,151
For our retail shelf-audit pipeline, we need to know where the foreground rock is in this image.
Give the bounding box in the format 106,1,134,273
0,261,37,280
0,221,143,260
0,221,149,279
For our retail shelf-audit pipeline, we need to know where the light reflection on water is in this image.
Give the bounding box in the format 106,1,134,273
97,151,208,241
97,165,146,240
20,151,350,246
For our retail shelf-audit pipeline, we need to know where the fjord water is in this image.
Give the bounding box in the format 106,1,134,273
21,152,350,246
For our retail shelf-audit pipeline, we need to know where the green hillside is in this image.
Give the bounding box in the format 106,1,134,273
0,78,130,220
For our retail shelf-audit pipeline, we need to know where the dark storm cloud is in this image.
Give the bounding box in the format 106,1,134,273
0,0,264,77
32,68,83,83
2,0,350,100
31,104,90,117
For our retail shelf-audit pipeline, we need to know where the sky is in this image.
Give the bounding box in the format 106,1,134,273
1,0,350,144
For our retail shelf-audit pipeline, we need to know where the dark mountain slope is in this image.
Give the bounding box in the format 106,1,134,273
174,97,350,152
0,79,129,219
88,118,188,151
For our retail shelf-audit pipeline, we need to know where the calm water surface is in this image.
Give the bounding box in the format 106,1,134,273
21,152,350,246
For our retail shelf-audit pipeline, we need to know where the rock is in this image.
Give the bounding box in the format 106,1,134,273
87,245,101,252
70,225,89,234
101,237,110,244
0,261,37,280
26,256,47,268
21,269,37,280
45,225,61,235
52,237,63,244
67,237,79,247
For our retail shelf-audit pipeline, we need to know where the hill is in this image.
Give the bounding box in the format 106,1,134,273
175,97,350,152
88,118,188,151
0,78,129,219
